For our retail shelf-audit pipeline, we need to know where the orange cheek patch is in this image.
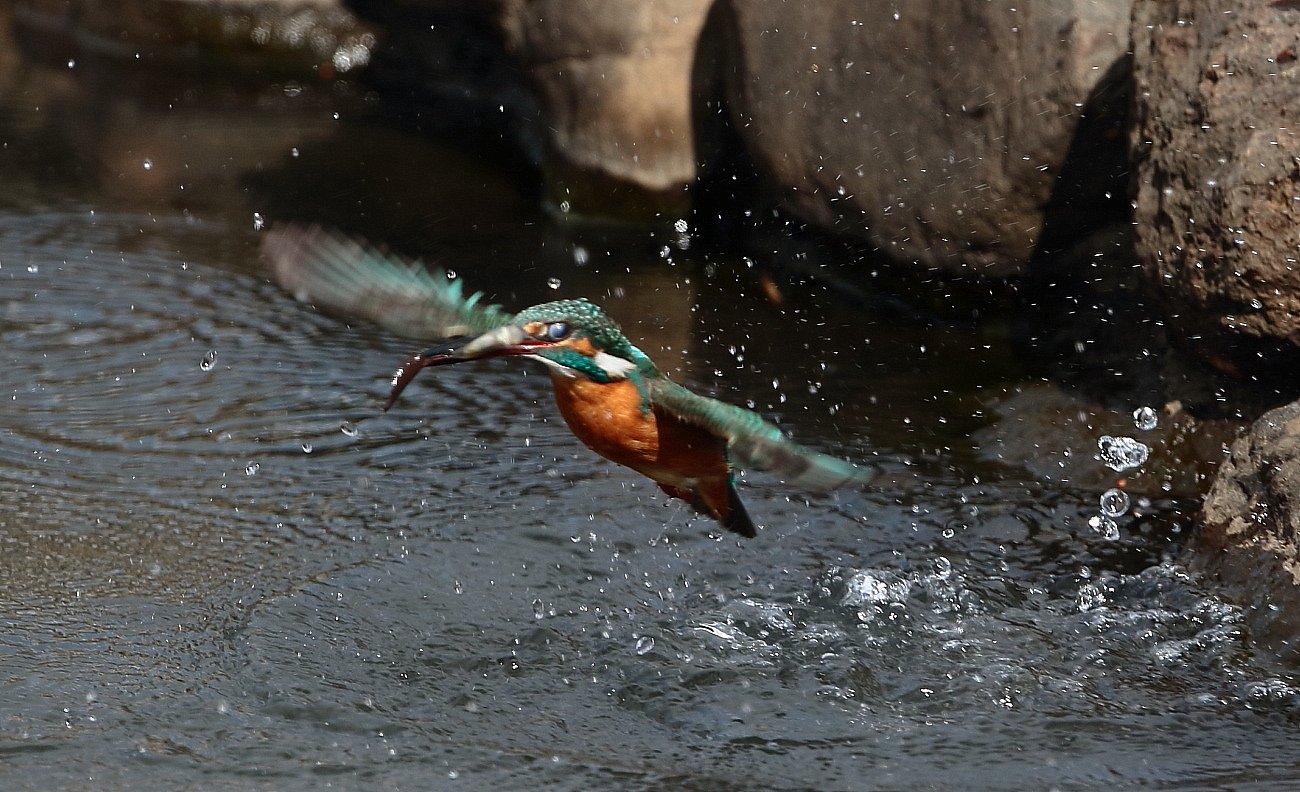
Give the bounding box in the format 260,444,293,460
565,336,598,356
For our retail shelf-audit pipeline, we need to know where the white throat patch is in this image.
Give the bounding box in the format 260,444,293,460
593,351,637,379
528,351,636,380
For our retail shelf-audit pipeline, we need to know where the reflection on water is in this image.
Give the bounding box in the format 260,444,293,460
1,30,1299,792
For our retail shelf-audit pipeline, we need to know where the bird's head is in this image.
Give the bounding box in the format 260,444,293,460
385,298,658,408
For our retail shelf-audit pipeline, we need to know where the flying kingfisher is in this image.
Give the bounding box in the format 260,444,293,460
263,224,871,537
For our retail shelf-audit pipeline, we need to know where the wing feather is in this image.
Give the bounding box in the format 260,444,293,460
646,378,871,491
261,224,513,340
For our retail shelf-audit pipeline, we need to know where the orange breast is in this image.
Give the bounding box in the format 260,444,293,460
547,372,730,490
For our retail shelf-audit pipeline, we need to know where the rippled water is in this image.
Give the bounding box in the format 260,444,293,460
2,37,1300,792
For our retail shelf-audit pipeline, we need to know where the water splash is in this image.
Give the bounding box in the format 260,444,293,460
1097,435,1150,472
1088,514,1120,541
1132,406,1158,431
672,218,691,250
1099,488,1130,518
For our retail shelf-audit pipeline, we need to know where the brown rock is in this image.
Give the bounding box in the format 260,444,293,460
1131,0,1300,374
717,0,1133,276
1194,399,1300,660
496,0,713,216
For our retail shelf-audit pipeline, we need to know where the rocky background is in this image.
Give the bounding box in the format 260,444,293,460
15,0,1300,657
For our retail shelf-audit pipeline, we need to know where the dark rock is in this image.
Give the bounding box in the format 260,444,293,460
1194,399,1300,661
361,0,1135,247
1131,0,1300,377
975,384,1233,499
714,0,1133,277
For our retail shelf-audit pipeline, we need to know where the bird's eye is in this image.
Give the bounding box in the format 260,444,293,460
544,321,570,341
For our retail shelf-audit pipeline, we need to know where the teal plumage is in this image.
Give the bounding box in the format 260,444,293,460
643,377,868,492
263,224,871,536
262,225,512,340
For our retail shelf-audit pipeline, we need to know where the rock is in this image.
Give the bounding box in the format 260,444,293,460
974,385,1231,498
714,0,1133,277
1194,399,1300,661
1130,0,1300,376
495,0,713,217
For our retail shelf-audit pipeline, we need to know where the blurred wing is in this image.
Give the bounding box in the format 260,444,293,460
647,378,872,491
261,224,514,340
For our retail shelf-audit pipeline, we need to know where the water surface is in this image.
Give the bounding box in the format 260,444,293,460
1,32,1298,792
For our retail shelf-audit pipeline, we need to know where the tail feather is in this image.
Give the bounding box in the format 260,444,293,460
695,478,757,538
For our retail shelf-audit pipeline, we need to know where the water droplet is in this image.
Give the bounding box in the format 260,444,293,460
634,635,654,655
252,212,265,231
572,246,589,266
245,462,260,476
301,442,314,454
26,264,38,274
340,421,358,437
1132,406,1158,431
67,59,75,69
1096,435,1149,472
546,277,562,290
532,599,546,619
199,350,218,371
290,147,300,158
558,200,571,213
1099,488,1130,518
445,269,457,280
1088,514,1120,541
142,158,153,171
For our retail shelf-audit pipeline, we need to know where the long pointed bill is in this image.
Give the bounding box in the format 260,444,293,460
383,325,543,411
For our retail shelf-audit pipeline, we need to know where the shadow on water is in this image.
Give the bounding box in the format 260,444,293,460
2,17,1300,792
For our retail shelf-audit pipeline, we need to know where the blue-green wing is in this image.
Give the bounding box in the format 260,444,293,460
646,378,872,491
262,224,513,340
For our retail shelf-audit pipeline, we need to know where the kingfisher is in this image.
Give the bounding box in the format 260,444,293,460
263,224,871,537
